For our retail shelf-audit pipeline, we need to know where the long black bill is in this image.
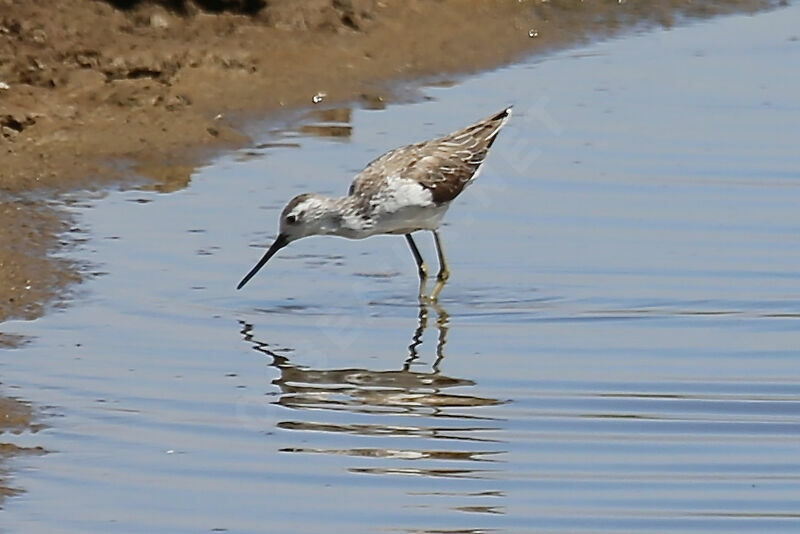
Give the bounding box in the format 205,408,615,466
236,234,289,290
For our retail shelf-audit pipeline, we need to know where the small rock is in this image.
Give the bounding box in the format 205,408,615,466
31,28,47,44
360,92,385,110
75,51,100,69
150,13,170,30
164,94,191,111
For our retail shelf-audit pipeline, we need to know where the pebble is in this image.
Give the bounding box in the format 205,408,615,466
150,13,170,30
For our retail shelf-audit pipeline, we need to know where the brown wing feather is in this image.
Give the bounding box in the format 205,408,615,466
349,107,511,203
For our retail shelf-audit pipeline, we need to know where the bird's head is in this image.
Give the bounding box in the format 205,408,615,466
278,193,342,241
236,194,340,289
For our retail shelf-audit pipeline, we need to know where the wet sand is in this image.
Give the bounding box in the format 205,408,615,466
0,396,44,505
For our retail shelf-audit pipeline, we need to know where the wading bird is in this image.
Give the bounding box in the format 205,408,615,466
237,107,512,301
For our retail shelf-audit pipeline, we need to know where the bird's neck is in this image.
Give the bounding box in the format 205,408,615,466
315,194,359,217
308,195,365,237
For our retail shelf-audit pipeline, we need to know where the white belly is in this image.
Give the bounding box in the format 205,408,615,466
339,176,450,238
338,203,449,239
371,204,449,235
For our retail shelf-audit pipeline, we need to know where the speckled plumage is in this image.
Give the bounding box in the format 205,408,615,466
237,106,512,297
351,106,511,204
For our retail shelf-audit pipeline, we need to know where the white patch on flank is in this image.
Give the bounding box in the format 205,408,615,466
339,175,446,237
371,175,446,235
373,175,435,212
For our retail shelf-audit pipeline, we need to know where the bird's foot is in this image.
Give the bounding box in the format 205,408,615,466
428,279,447,302
417,262,429,281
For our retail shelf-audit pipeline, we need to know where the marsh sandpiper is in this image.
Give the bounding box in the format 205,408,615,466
237,106,512,300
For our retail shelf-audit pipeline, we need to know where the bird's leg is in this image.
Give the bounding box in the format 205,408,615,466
427,231,451,301
405,233,428,279
405,233,429,299
432,230,450,282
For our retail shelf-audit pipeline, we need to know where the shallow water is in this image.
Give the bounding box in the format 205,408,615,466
2,5,800,533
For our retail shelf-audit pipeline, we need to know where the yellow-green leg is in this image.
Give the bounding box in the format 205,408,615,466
432,230,450,282
429,230,450,301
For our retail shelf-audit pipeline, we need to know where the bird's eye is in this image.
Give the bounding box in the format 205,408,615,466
286,214,298,224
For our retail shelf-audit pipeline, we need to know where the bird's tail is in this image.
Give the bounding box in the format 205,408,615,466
483,106,513,146
448,106,512,149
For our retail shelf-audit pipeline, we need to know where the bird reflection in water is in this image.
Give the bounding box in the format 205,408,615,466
238,300,508,481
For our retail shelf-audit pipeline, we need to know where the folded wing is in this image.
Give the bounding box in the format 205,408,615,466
349,107,512,204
